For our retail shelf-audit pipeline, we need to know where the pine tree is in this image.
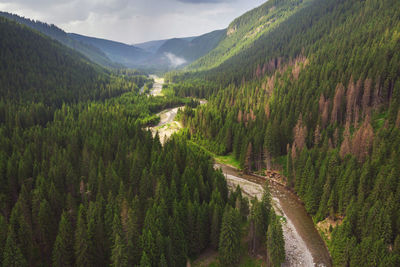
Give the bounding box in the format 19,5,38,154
159,253,168,267
210,205,221,249
111,234,128,267
218,206,241,266
126,199,141,265
266,214,285,267
244,142,253,174
0,215,7,263
2,227,27,267
139,251,151,267
52,211,74,267
37,198,56,261
74,204,90,267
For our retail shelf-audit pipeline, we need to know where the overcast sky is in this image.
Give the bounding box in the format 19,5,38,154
0,0,266,44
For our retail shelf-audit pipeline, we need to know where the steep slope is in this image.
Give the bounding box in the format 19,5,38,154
174,0,400,266
135,39,168,53
0,17,131,105
135,36,195,53
187,0,310,74
157,29,226,63
68,33,151,68
0,11,119,68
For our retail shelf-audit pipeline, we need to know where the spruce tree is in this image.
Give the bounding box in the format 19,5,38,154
210,205,221,249
2,227,27,267
266,214,285,267
111,234,128,267
218,206,241,266
74,204,90,267
139,251,151,267
52,211,74,267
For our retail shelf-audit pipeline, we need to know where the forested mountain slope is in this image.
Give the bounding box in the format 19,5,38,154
185,0,311,75
0,11,226,71
0,11,119,68
173,0,400,265
135,37,196,54
156,29,226,63
134,39,169,53
0,14,284,266
0,17,139,106
69,33,151,68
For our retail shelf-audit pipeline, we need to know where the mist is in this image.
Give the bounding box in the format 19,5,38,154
164,52,187,68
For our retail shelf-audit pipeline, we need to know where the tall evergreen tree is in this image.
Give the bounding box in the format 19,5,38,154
74,204,91,267
218,206,241,266
2,227,27,267
52,211,74,267
266,214,285,267
111,234,128,267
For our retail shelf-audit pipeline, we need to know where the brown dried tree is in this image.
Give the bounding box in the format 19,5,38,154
362,78,372,116
346,77,357,124
314,124,321,146
331,83,345,124
237,110,243,123
351,116,374,162
340,123,351,159
293,115,307,152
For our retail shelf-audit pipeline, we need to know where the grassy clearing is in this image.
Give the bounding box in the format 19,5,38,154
188,141,242,169
214,154,241,169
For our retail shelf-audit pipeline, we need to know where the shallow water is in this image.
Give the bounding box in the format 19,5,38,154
215,163,332,267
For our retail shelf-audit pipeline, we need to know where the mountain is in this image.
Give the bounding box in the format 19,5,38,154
0,11,226,71
0,12,257,267
185,0,312,78
135,36,195,53
134,39,168,53
0,11,120,68
156,29,226,63
68,33,151,68
171,0,400,266
0,16,136,106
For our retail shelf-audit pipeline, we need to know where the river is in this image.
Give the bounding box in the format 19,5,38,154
147,75,184,144
147,75,332,266
215,163,332,267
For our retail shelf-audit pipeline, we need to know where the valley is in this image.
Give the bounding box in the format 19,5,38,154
1,0,400,266
147,75,331,266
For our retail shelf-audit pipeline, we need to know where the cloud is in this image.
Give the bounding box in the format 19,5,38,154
0,0,266,43
164,52,187,67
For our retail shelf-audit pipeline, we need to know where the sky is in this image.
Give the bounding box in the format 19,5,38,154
0,0,266,44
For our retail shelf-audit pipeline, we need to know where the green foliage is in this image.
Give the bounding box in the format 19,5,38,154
0,17,143,106
2,228,27,267
158,29,226,62
0,11,120,68
266,214,285,267
174,0,400,266
218,206,241,266
187,0,309,74
52,211,74,267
